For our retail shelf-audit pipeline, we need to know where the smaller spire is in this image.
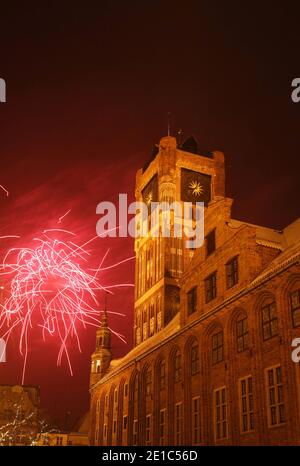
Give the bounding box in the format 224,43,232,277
100,292,109,327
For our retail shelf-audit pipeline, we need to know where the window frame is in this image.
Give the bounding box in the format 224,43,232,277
261,301,278,341
212,331,224,364
291,289,300,328
191,341,200,375
238,375,254,433
226,255,239,289
265,365,285,427
236,316,249,352
187,286,197,315
205,271,217,303
174,351,182,382
214,386,228,441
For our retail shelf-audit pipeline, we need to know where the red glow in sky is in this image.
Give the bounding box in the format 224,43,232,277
0,1,299,425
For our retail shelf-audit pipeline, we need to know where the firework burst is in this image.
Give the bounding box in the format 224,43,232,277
0,229,133,383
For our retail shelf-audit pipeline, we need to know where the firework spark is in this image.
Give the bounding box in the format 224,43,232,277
0,184,9,197
0,229,133,383
58,209,71,223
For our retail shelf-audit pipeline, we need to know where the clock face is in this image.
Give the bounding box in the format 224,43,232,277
142,174,158,207
181,168,211,205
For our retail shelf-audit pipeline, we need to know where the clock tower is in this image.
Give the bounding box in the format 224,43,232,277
133,135,225,346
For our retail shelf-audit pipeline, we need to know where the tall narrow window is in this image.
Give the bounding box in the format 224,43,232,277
291,289,300,327
206,229,216,257
159,409,166,445
212,331,223,364
214,387,228,440
134,376,139,403
187,286,197,315
192,396,201,444
143,308,148,341
159,360,166,390
236,317,248,352
226,256,239,288
266,366,285,426
133,419,138,446
95,427,99,445
123,415,127,430
174,402,183,445
205,272,217,303
191,341,200,375
239,376,254,432
174,351,182,382
146,415,151,445
262,301,278,340
146,369,152,396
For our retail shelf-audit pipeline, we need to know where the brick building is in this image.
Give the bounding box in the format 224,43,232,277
89,135,300,445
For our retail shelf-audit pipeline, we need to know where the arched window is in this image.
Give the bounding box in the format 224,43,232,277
134,376,139,403
236,315,248,352
261,300,278,340
174,350,182,382
146,369,152,396
158,360,166,390
290,288,300,327
191,341,199,375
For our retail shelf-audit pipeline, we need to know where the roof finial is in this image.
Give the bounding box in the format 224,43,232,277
101,292,109,326
167,111,171,136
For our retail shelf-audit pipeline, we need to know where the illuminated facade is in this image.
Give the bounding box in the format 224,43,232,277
89,135,300,445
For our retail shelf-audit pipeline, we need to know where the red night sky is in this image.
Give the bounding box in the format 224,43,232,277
0,2,299,426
